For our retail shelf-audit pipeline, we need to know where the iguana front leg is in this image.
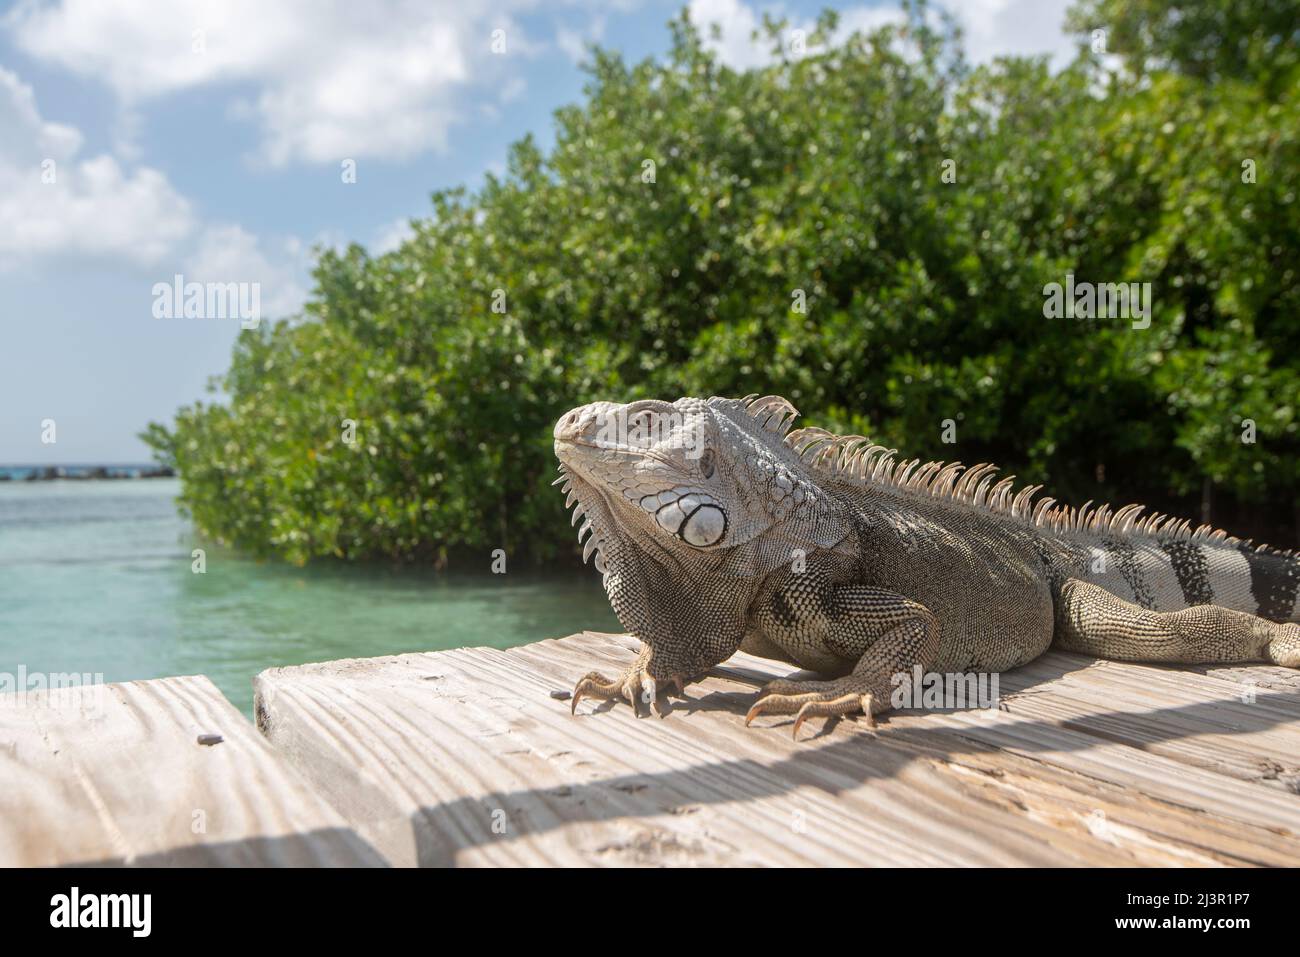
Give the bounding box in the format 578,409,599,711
745,576,940,738
571,644,693,717
570,557,748,717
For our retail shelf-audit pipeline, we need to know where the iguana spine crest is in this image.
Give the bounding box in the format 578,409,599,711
739,394,1286,556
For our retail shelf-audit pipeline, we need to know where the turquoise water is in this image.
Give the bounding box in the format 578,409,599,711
0,478,620,715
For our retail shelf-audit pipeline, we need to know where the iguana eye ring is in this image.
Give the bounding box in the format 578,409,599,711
698,448,716,479
681,503,726,547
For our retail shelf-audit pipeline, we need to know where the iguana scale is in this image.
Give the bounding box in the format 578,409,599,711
553,394,1300,737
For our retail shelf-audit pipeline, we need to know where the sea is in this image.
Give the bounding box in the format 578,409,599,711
0,471,620,715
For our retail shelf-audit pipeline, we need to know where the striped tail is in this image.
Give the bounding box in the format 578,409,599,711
1079,535,1299,623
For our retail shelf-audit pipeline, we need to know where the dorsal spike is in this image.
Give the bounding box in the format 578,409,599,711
1010,484,1039,516
935,464,965,497
988,477,1015,509
856,445,888,476
785,426,830,451
741,396,1252,548
909,461,942,489
954,463,986,497
835,437,871,472
872,450,898,481
1125,506,1147,533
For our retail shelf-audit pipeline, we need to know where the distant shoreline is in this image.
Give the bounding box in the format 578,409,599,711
0,466,176,482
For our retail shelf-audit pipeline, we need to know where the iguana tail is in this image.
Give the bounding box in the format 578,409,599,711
1072,532,1299,623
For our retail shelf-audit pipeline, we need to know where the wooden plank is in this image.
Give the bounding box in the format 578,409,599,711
1197,661,1300,694
0,675,387,866
255,632,1300,866
986,653,1300,792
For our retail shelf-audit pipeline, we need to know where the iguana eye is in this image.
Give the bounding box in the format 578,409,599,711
698,448,716,479
682,504,726,546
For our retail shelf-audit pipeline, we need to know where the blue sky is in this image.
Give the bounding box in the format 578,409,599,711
0,0,1076,464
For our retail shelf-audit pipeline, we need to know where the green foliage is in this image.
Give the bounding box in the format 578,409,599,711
1066,0,1300,95
144,0,1300,564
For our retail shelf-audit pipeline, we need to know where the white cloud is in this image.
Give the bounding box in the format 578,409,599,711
5,0,541,167
835,5,911,40
556,25,586,64
688,0,907,70
556,15,606,65
0,66,82,158
0,65,310,302
687,0,1076,71
372,218,416,256
951,0,1076,70
689,0,776,71
183,224,311,318
499,75,527,104
0,67,193,266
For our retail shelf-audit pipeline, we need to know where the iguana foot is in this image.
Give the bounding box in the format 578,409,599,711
570,655,688,717
745,677,883,739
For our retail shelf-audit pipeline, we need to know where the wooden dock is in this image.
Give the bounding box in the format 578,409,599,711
0,675,384,866
4,631,1300,866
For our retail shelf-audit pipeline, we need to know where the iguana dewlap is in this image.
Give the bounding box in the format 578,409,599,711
553,394,1300,738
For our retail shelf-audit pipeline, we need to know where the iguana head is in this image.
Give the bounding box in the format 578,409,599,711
553,395,816,559
553,394,834,672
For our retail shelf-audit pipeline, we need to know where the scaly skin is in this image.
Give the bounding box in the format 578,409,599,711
553,394,1300,738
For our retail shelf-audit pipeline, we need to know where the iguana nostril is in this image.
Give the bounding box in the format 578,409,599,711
555,408,584,440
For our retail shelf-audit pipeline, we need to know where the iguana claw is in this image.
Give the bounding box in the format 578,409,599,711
570,666,688,717
745,683,877,740
571,671,622,714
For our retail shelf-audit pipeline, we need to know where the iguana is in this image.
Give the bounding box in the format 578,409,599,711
553,394,1300,737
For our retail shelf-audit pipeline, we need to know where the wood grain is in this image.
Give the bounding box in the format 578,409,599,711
255,632,1300,866
0,675,386,866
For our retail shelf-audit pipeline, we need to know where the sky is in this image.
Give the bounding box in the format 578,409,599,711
0,0,1078,465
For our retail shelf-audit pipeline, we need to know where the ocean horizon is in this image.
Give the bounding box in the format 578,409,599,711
0,464,174,480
